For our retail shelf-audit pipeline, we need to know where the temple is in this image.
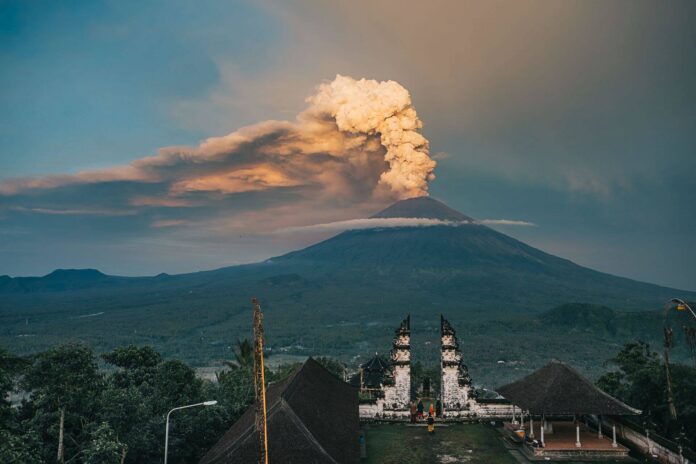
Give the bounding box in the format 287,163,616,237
352,315,411,419
440,315,473,415
353,315,512,420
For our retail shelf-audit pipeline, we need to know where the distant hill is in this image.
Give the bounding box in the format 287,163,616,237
1,196,693,385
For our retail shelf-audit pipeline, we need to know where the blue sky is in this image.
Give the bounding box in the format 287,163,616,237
1,0,695,291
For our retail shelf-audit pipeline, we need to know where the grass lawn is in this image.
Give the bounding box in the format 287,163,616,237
361,423,637,464
362,422,518,464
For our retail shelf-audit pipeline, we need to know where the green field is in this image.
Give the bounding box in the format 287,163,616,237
361,423,638,464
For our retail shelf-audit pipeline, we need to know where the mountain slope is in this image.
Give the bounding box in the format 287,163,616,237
272,197,688,310
1,196,693,376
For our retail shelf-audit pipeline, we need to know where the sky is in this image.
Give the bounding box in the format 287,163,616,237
0,0,695,290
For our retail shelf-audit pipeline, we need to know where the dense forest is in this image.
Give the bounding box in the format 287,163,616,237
5,299,696,390
2,339,695,463
0,342,344,463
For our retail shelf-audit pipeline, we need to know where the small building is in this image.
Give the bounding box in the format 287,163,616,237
200,358,359,464
497,360,640,461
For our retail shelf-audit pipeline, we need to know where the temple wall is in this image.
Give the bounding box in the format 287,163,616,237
441,366,468,409
472,402,514,418
384,316,410,411
359,401,382,419
593,416,693,464
389,365,410,408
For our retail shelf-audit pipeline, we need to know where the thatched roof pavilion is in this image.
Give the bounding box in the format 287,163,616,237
497,360,640,416
497,361,640,453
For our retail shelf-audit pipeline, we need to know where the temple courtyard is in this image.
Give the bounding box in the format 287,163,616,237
362,423,639,464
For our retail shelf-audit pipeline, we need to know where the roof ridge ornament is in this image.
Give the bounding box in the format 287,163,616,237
395,314,410,335
441,314,456,336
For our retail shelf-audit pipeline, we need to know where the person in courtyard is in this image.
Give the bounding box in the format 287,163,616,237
409,401,417,423
435,399,442,417
427,413,435,433
429,402,435,418
417,399,424,419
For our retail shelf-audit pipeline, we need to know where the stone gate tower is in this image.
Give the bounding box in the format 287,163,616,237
383,315,411,409
440,315,473,413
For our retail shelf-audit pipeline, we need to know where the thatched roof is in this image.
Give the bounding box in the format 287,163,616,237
200,358,359,464
496,360,641,416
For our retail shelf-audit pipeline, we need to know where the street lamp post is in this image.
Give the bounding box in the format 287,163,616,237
164,400,218,464
669,298,696,321
663,298,696,419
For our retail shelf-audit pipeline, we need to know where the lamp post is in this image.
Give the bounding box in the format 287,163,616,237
164,400,218,464
663,298,696,419
668,298,696,321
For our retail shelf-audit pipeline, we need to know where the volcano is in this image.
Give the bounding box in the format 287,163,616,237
269,196,689,311
1,197,693,365
370,196,473,221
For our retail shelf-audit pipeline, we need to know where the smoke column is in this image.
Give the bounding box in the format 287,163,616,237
306,75,436,198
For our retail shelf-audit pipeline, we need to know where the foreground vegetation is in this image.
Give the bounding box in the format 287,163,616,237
1,338,694,463
597,341,696,449
0,343,345,464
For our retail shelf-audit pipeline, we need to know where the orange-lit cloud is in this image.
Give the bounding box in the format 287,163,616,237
1,76,436,224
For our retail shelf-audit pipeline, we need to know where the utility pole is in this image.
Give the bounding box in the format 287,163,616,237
252,298,269,464
663,327,677,419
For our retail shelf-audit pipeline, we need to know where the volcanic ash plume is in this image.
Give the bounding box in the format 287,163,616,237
0,75,437,220
306,75,436,198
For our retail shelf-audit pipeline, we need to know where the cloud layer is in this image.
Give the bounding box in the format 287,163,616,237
273,216,536,235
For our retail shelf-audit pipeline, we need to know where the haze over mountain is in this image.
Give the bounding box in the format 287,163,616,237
1,197,693,384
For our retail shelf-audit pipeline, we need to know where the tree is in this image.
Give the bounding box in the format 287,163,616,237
598,341,696,449
83,422,126,464
314,356,346,380
21,343,103,463
102,346,161,389
0,347,27,420
224,339,254,369
0,427,44,464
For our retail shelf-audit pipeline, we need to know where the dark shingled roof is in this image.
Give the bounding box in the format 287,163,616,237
496,360,641,416
349,354,392,389
200,358,359,464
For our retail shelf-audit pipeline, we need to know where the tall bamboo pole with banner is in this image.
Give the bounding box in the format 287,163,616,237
252,298,269,464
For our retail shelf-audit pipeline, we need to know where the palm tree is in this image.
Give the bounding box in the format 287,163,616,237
223,339,254,369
